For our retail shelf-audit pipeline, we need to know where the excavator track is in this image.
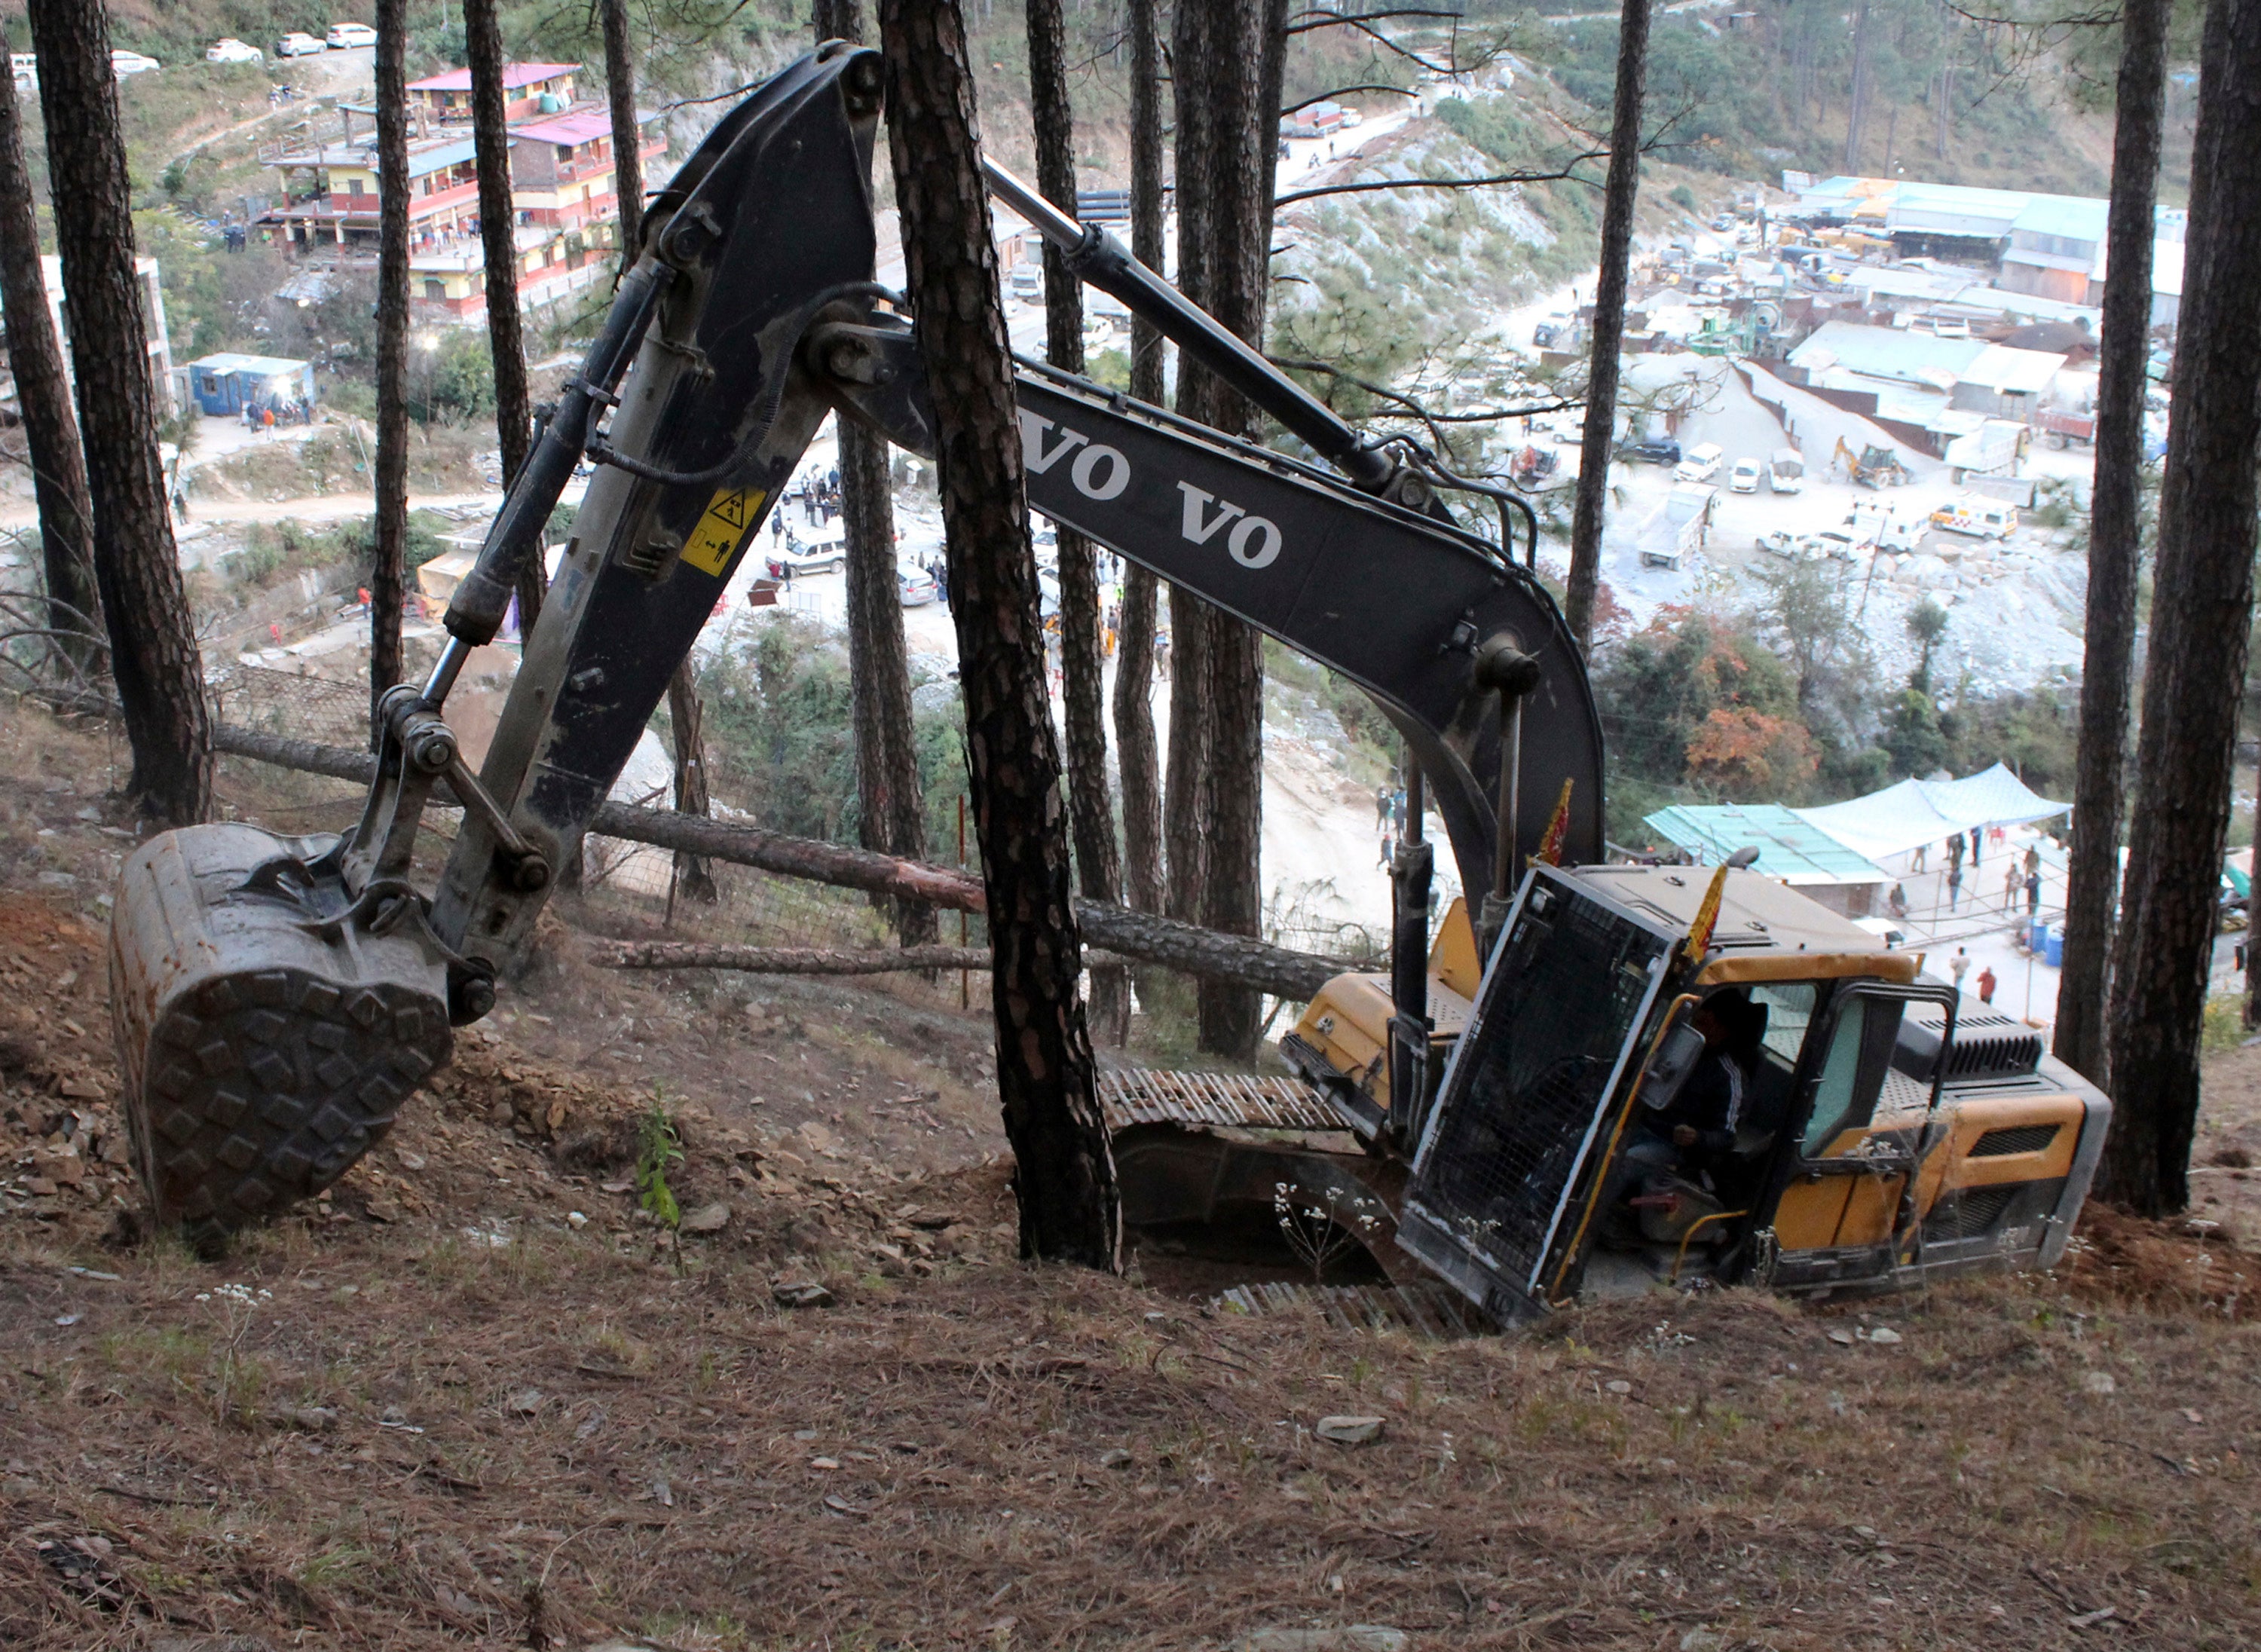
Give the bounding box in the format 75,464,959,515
1098,1067,1346,1134
1213,1280,1496,1339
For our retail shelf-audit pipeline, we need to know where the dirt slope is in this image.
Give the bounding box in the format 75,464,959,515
5,715,2261,1647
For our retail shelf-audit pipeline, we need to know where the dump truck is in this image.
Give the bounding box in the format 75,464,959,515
106,46,2110,1323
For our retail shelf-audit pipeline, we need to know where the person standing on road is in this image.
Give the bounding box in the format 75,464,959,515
1977,965,1997,1004
1911,841,1928,873
1969,825,1982,867
1947,863,1963,913
1950,947,1970,993
2002,861,2021,911
2025,870,2042,916
1946,832,1963,876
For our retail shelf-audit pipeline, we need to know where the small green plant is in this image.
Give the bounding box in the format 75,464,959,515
1669,183,1700,213
636,1092,684,1228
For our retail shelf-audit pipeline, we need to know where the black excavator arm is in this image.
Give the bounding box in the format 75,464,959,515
422,43,1601,1005
104,44,1603,1237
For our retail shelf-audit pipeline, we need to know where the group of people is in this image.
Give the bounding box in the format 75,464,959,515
1374,784,1411,867
240,396,314,433
791,467,843,527
1890,831,2046,921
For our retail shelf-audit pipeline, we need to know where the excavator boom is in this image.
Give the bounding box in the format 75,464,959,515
104,45,1594,1238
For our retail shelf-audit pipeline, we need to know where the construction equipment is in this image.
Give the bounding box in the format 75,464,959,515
108,47,2109,1320
1834,436,1910,488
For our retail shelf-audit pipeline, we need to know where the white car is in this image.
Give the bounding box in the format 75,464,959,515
110,50,161,78
11,53,35,88
1672,442,1724,484
206,38,263,63
276,32,327,56
326,22,378,47
1727,456,1761,494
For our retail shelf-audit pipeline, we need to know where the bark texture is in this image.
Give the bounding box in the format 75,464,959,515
1112,0,1165,925
2055,0,2168,1081
2100,0,2261,1216
1027,0,1128,1040
370,0,410,730
1563,0,1652,653
816,0,935,947
878,0,1118,1268
463,0,540,631
1162,0,1220,926
1184,0,1278,1060
27,0,209,824
0,60,98,670
601,0,644,261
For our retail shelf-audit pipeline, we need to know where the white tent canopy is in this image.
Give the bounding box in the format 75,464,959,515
1793,762,2069,862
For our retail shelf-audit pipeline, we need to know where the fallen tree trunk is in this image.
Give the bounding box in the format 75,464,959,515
589,941,994,974
208,724,1358,1001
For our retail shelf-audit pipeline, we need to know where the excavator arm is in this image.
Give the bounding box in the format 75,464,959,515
105,44,1603,1237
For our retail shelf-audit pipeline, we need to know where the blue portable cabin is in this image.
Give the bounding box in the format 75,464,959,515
186,353,316,417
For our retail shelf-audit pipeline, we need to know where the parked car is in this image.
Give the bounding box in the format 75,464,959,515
1617,436,1681,467
1531,314,1574,348
206,38,263,62
1931,498,2018,539
1755,529,1825,561
1008,265,1042,302
1673,442,1724,483
1727,456,1762,494
325,22,378,47
764,539,846,578
898,566,938,607
110,50,161,78
276,32,327,55
11,53,35,88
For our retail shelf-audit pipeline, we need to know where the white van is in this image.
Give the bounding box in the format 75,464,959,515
1931,498,2018,539
1673,442,1724,483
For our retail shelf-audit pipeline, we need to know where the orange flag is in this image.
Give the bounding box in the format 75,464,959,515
1533,779,1574,866
1683,862,1731,969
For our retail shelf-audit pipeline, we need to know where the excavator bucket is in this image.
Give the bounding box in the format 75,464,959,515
106,822,454,1241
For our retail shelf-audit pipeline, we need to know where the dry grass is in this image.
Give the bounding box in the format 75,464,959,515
5,707,2261,1647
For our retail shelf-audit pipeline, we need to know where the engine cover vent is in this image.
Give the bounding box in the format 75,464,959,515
1893,1002,2043,1083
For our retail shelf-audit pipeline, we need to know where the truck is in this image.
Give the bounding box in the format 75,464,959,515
106,47,2110,1325
1636,483,1715,570
1768,447,1805,494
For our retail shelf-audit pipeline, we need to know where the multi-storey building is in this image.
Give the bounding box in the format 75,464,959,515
253,60,665,323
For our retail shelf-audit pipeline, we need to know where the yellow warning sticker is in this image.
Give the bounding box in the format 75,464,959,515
681,486,765,577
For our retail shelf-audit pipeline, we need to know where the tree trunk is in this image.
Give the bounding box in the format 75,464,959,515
26,0,208,824
815,0,934,948
1192,0,1281,1061
1112,0,1165,929
877,0,1118,1269
1563,0,1651,653
464,0,540,632
2100,0,2261,1217
1026,0,1129,1040
0,60,99,675
370,0,410,731
662,665,719,904
2054,0,2168,1083
1843,0,1871,172
601,0,643,264
1164,0,1222,926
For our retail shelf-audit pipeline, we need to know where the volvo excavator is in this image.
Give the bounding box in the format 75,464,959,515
106,45,2108,1323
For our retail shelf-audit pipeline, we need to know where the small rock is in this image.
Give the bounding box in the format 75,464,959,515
2181,1408,2204,1424
506,1388,544,1416
53,1314,79,1327
1605,1379,1632,1395
678,1201,732,1234
1867,1326,1903,1345
2081,1370,2116,1396
396,1151,427,1171
1827,1329,1856,1346
567,1210,589,1229
1314,1415,1384,1446
1680,1630,1725,1652
1098,1448,1133,1469
810,1456,842,1470
270,1405,338,1431
600,1178,635,1195
774,1280,834,1308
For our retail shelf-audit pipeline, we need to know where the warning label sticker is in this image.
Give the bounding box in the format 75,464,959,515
681,486,764,577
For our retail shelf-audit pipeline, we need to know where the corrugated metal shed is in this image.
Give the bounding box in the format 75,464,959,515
2011,196,2111,243
1786,320,1987,387
1641,803,1890,888
1957,344,2067,396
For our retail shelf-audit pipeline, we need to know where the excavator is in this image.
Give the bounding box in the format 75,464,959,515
106,45,2109,1323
